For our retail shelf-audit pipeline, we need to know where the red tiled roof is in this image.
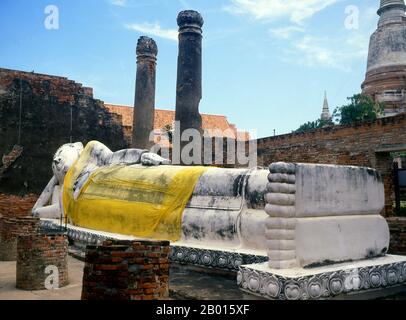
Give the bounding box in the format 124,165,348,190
104,103,250,140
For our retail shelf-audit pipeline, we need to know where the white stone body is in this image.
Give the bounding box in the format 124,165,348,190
33,143,389,269
179,168,268,253
32,142,270,256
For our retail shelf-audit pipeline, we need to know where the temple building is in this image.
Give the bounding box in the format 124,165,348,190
105,103,250,147
362,0,406,117
320,91,332,121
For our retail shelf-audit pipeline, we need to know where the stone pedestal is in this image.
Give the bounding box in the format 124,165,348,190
132,36,158,150
0,216,39,261
81,240,170,300
16,234,69,290
238,255,406,300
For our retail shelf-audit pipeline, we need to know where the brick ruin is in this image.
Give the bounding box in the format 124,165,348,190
82,240,170,300
0,216,39,261
16,234,69,290
388,217,406,255
0,193,38,217
0,68,127,195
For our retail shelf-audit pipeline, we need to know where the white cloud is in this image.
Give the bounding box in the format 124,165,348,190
291,31,370,70
225,0,337,24
294,36,339,68
110,0,127,7
269,26,305,39
125,22,178,41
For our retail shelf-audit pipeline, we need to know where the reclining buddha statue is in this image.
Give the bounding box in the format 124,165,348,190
33,140,390,271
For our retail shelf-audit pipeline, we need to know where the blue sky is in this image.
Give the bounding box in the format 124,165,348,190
0,0,381,138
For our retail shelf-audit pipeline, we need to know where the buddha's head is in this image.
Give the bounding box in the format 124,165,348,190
52,142,84,184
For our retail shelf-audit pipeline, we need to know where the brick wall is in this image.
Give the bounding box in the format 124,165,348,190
0,216,39,261
256,114,406,216
387,217,406,255
16,234,69,290
0,193,38,217
0,68,127,195
82,240,170,300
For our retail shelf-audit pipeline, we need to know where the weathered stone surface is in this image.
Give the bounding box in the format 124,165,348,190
175,10,204,164
132,36,157,150
362,0,406,116
239,255,406,300
295,164,384,217
295,215,390,266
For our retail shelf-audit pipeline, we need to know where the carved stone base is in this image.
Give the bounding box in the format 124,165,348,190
40,219,267,272
170,245,267,272
238,255,406,300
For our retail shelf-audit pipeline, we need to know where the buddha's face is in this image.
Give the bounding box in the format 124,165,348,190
52,142,83,184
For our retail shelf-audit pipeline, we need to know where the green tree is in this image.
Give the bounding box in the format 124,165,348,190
294,118,333,133
333,94,384,125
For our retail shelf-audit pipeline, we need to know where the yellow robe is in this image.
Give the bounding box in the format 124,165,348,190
63,141,207,241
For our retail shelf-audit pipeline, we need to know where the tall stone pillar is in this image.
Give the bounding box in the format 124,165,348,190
132,36,158,150
175,10,204,164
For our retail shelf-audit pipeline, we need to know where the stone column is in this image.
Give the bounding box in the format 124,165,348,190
175,10,204,164
132,36,158,150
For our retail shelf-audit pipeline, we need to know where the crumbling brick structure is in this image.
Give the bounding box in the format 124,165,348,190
388,217,406,255
16,234,69,290
0,68,127,195
82,240,170,300
0,216,39,261
0,193,38,217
